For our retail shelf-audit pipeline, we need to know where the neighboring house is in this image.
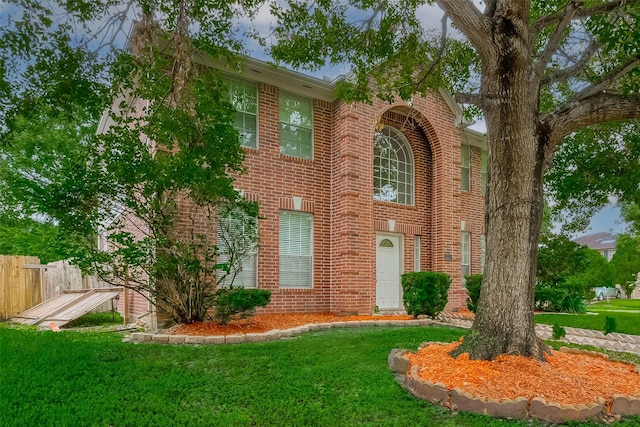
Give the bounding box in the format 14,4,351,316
573,232,617,261
112,56,488,323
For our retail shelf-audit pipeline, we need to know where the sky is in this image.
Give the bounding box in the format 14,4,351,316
2,1,628,238
581,205,627,237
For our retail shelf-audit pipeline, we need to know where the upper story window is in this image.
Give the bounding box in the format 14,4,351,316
481,150,487,195
373,126,414,205
279,93,313,159
461,144,470,192
221,76,258,149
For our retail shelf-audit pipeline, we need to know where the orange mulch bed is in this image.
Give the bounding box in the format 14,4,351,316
407,339,640,405
171,312,414,336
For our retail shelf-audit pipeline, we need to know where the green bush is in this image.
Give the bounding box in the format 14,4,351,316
209,287,271,325
534,282,586,313
401,272,450,318
604,316,617,335
552,323,566,340
465,274,483,313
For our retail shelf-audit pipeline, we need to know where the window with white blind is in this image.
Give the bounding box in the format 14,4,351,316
279,211,313,288
414,235,421,272
461,144,470,191
461,232,471,287
221,76,258,149
481,234,486,272
279,93,313,159
216,210,258,288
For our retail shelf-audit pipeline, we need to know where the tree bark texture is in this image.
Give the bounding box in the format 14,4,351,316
442,0,549,360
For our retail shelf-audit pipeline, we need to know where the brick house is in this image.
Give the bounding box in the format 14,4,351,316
115,57,488,323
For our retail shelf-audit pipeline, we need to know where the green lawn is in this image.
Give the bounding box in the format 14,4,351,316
587,299,640,312
1,324,639,427
535,299,640,335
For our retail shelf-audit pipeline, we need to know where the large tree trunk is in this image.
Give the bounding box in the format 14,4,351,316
455,119,549,360
452,3,549,361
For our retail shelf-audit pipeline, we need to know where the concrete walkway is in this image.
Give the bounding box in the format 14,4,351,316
440,314,640,356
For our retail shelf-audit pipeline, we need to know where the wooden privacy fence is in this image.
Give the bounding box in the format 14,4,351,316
0,256,114,320
0,256,42,320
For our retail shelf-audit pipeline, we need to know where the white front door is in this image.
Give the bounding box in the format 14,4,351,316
376,234,401,310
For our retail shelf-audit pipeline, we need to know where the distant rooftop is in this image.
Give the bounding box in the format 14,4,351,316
573,232,618,250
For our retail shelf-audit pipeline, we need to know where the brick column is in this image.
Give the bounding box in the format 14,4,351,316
330,102,376,314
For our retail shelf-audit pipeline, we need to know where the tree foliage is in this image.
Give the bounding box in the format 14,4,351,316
535,234,613,313
610,234,640,297
0,215,71,263
0,1,264,323
546,122,640,232
621,202,640,236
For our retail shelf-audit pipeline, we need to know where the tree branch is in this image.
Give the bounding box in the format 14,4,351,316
532,0,580,82
574,55,640,100
436,0,492,57
531,0,630,36
544,92,640,154
540,39,598,89
574,0,638,19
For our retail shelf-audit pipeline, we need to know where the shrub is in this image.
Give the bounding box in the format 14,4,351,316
534,281,587,313
401,272,450,318
604,316,617,335
465,274,483,313
552,323,566,340
210,287,271,325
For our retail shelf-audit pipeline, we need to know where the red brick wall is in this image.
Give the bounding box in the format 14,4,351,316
118,77,486,319
232,83,333,312
363,95,474,312
330,101,376,313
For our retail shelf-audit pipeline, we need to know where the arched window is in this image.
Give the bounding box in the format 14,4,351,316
379,239,394,248
373,126,414,205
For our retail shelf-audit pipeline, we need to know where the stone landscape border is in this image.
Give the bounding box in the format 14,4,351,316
128,314,640,356
388,346,640,424
128,318,435,345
